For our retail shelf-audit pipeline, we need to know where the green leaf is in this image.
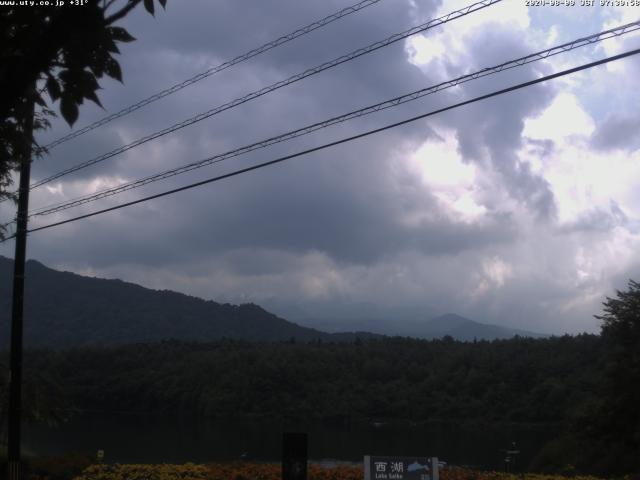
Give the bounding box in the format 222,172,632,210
77,71,102,107
103,36,121,54
81,70,100,92
104,57,122,83
157,0,167,8
108,26,136,43
143,0,155,15
46,76,61,101
84,89,103,108
89,49,110,78
60,96,79,126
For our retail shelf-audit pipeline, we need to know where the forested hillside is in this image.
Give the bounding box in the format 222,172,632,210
0,257,378,347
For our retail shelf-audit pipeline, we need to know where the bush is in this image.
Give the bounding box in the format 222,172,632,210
25,453,94,480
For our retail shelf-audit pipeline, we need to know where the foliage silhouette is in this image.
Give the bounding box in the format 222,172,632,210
0,0,167,222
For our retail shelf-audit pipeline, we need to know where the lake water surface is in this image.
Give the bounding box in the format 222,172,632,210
24,415,558,471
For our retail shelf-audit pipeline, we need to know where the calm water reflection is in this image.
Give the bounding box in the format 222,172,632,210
24,415,557,471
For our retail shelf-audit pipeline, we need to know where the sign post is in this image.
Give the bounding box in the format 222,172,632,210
364,457,439,480
282,432,307,480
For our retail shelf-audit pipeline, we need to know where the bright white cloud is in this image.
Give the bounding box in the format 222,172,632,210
471,255,513,298
407,129,486,222
407,0,530,68
601,5,640,75
524,92,595,140
522,90,640,226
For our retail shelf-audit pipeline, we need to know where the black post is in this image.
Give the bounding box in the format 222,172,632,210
7,92,35,480
282,432,307,480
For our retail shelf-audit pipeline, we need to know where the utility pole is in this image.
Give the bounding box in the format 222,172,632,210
7,89,35,480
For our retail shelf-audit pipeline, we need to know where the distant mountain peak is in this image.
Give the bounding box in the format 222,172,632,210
292,311,546,340
426,313,473,331
426,313,545,341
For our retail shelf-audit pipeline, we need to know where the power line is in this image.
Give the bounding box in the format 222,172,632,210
11,47,638,239
26,0,502,191
40,0,385,151
25,20,640,219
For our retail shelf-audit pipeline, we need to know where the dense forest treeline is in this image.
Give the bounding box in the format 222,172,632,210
1,332,638,474
2,335,601,424
1,274,637,476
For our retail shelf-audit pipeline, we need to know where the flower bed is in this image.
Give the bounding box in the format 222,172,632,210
70,463,605,480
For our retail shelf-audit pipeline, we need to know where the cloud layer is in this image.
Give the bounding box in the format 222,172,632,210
3,0,640,335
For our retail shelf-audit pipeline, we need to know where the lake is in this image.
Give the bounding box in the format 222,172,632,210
22,414,558,471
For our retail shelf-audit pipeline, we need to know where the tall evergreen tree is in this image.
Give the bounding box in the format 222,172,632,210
591,280,640,473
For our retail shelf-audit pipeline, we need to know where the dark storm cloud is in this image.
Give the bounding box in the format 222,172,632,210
19,0,523,270
590,113,640,152
25,128,518,269
126,0,434,70
22,0,485,268
6,0,617,336
30,0,439,188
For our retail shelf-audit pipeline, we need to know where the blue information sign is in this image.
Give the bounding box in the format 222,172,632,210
364,457,439,480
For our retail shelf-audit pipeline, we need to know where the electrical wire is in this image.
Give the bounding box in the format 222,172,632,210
7,46,636,239
26,0,502,191
40,0,386,151
25,20,640,219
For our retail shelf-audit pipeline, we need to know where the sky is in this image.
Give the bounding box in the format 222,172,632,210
2,0,640,335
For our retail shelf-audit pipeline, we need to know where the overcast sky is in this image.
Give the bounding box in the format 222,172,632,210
2,0,640,334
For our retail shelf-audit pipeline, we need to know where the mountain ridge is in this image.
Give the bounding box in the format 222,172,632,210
0,256,544,348
0,256,380,348
290,312,545,340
